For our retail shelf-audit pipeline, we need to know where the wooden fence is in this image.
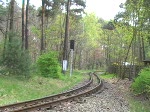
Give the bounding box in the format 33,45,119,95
108,65,144,80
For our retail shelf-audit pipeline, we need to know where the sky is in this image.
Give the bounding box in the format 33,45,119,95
15,0,126,21
85,0,126,20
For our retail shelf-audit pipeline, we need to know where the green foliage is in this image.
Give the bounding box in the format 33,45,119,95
131,67,150,97
39,0,85,17
0,71,85,106
129,97,150,112
100,73,116,79
30,26,41,38
1,32,31,77
37,52,62,78
83,13,102,48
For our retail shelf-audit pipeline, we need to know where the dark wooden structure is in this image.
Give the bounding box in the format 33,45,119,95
143,60,150,66
108,65,143,80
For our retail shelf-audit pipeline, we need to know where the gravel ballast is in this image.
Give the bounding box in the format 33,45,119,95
47,78,131,112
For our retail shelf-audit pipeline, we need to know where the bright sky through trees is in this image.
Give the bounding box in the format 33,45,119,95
15,0,126,20
86,0,126,20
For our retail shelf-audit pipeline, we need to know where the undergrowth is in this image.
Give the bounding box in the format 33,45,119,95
131,67,150,97
37,52,61,78
129,97,150,112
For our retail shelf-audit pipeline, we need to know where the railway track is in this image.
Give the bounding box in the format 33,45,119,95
0,72,103,112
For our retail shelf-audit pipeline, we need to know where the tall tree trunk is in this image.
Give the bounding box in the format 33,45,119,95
40,0,45,54
142,37,145,60
3,5,10,58
9,0,15,42
121,28,134,79
137,31,142,62
63,0,70,61
62,0,70,73
59,13,64,61
22,0,25,49
79,49,83,70
25,0,29,50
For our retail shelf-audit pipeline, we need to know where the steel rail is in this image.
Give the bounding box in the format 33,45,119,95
10,73,103,112
0,73,93,112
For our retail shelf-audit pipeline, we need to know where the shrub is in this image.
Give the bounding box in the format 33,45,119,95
1,32,31,77
37,52,61,78
131,67,150,97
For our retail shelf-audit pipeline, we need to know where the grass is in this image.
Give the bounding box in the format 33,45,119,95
99,73,116,79
0,70,87,106
128,97,150,112
129,67,150,112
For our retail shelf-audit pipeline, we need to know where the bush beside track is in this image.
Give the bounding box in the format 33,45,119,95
131,67,150,98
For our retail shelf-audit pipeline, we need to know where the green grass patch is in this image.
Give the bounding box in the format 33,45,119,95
128,97,150,112
129,67,150,112
99,73,116,79
0,70,86,106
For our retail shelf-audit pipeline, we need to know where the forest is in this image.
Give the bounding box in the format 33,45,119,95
0,0,149,109
0,0,149,74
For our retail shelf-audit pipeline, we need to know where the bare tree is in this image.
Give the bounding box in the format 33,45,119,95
40,0,45,54
25,0,29,50
9,0,15,42
22,0,25,49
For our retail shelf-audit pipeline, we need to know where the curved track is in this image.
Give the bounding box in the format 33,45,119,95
0,72,103,112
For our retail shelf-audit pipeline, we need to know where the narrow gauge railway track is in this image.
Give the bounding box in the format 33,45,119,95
0,72,103,112
0,73,92,112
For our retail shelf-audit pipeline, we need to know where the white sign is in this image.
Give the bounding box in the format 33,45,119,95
63,60,67,71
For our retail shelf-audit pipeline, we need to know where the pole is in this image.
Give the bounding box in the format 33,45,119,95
70,49,73,77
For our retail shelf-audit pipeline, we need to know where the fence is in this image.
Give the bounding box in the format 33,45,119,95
108,65,144,80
